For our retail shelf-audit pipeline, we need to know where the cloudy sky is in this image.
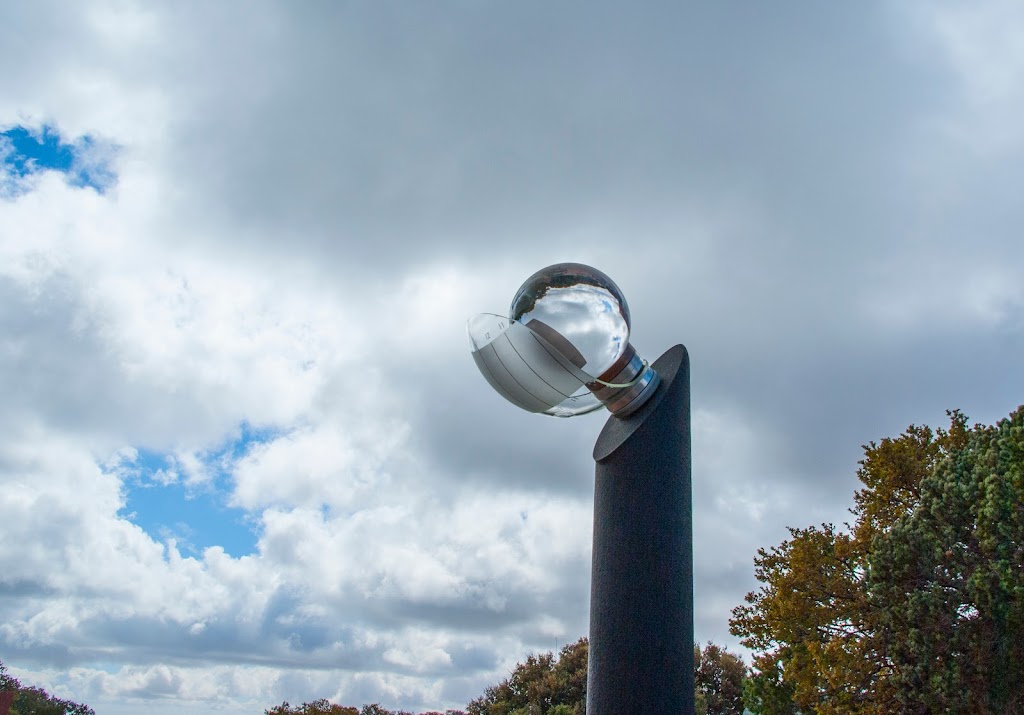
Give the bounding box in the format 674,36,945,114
2,1,1023,712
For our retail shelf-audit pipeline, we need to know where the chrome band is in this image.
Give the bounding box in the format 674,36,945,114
588,344,661,418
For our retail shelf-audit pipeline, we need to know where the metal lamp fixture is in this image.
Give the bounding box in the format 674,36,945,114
468,262,695,715
468,263,660,418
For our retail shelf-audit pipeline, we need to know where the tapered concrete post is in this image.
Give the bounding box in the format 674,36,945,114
587,344,693,715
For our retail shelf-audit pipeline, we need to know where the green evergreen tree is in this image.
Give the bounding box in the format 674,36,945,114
870,407,1024,714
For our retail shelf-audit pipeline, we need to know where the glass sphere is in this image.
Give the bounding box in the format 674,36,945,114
509,263,631,379
513,263,633,417
469,263,654,419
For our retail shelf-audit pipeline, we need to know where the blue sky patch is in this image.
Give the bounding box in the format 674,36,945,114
115,424,279,558
1,123,117,194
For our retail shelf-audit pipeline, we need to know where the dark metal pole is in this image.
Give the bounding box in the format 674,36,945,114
587,344,693,715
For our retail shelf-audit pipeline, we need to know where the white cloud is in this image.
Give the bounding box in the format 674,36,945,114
892,0,1024,156
231,421,408,511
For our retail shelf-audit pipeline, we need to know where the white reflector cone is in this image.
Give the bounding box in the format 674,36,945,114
468,314,602,417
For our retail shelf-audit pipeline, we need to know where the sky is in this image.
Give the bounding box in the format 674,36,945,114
1,1,1023,712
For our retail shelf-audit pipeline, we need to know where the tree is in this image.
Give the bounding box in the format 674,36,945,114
741,655,797,715
693,690,708,715
731,520,887,714
361,706,403,715
731,408,1024,714
869,406,1024,714
548,639,587,713
694,642,746,715
466,639,587,715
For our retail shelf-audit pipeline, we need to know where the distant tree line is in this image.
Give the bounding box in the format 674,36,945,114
731,407,1024,714
0,660,94,715
264,703,465,715
263,639,748,715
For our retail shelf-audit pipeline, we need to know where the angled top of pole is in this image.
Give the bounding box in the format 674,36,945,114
593,344,688,462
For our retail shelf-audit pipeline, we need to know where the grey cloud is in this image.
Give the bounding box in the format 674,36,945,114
0,580,59,598
0,274,244,451
448,644,498,672
0,638,75,670
139,3,942,268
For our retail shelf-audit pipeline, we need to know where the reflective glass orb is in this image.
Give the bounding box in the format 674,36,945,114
469,263,657,418
509,263,631,381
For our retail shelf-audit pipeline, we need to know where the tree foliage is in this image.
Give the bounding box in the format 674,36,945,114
870,406,1024,713
0,660,94,715
466,637,748,715
466,638,588,715
265,700,360,715
731,407,1024,714
694,642,746,715
264,701,465,715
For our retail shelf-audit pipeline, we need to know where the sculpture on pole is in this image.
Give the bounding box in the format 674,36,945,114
469,263,694,715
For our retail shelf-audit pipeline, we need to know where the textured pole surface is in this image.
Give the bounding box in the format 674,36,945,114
587,344,693,715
